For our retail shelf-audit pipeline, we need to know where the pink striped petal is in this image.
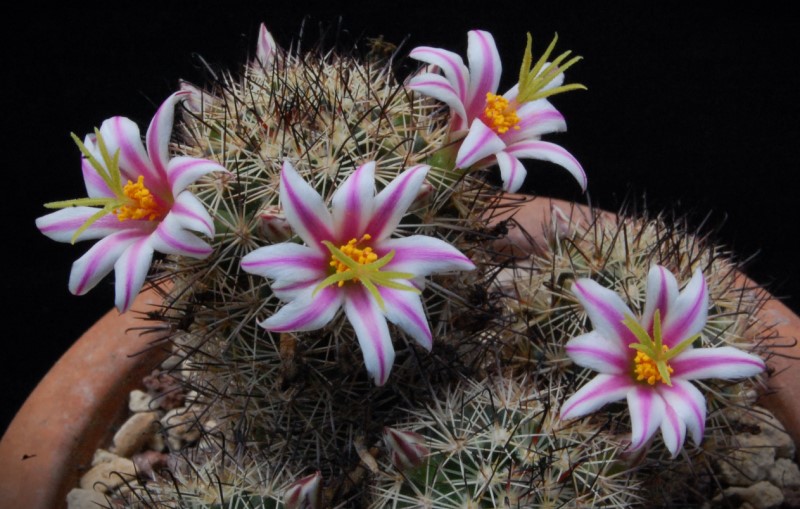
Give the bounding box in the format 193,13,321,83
179,80,205,113
504,140,587,191
113,237,154,312
99,116,168,201
331,162,376,241
564,331,629,374
260,286,342,332
641,265,679,335
409,46,468,104
241,242,326,286
171,191,214,237
465,30,501,119
344,286,394,386
378,235,475,276
145,92,187,183
455,119,506,169
571,278,638,349
256,23,277,67
380,288,432,351
79,133,115,198
671,347,765,381
407,74,468,127
505,99,567,144
36,207,143,243
627,387,666,451
280,161,335,251
662,268,708,347
270,278,320,302
168,156,226,196
365,165,428,241
150,214,212,259
495,151,526,192
657,378,707,445
68,229,148,296
659,403,687,458
560,374,634,420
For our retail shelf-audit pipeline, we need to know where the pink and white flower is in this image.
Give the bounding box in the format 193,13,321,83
409,30,586,193
560,266,765,457
241,161,475,386
36,92,226,312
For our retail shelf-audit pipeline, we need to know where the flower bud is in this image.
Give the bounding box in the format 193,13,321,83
383,427,428,470
283,471,322,509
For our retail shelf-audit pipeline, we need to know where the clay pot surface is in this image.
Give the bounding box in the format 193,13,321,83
0,289,168,509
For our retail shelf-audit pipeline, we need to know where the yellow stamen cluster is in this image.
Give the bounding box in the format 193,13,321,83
115,176,163,221
633,345,674,385
330,234,377,285
482,93,521,134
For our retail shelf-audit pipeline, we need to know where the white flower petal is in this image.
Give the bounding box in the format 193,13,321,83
99,115,166,198
657,378,707,446
171,191,214,237
408,45,469,105
506,99,566,144
167,156,226,196
260,286,343,332
379,235,475,276
659,403,687,458
113,237,155,313
145,92,186,182
564,331,629,374
495,151,527,193
68,230,148,297
36,207,145,243
465,30,501,119
280,160,335,251
407,74,468,127
380,287,433,351
560,374,634,420
504,140,587,191
241,243,326,286
366,164,428,241
662,268,708,347
455,119,506,169
150,213,213,259
571,278,639,350
344,286,395,386
641,265,679,335
627,386,666,451
671,347,765,381
332,161,376,241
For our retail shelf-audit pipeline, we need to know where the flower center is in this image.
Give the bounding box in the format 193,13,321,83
482,93,521,135
115,176,164,221
329,234,378,286
623,309,700,387
633,345,674,385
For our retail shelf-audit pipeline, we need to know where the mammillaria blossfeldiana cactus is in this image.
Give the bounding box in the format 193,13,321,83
32,22,774,508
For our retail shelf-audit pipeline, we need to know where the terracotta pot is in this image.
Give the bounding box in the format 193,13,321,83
0,289,168,509
1,199,798,509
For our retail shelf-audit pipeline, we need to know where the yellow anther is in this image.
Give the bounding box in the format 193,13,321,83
482,92,521,135
633,345,673,386
115,176,163,221
329,234,378,286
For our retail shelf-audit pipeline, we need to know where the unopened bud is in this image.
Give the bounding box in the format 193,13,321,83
259,206,293,242
284,471,322,509
383,427,428,470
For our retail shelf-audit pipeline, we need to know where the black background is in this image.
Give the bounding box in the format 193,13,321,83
3,2,799,433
